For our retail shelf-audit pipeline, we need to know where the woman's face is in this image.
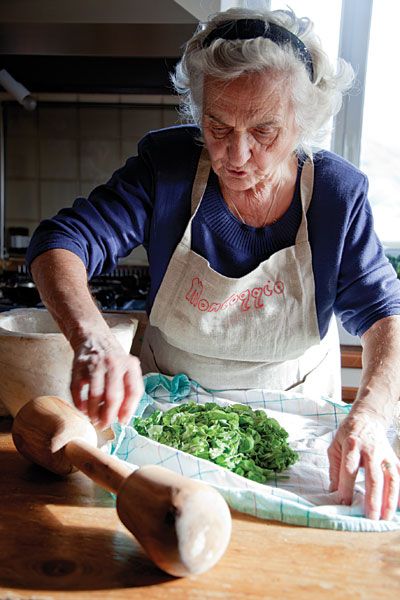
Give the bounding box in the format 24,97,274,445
202,71,299,191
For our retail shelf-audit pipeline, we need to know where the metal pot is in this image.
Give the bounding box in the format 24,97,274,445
1,281,41,306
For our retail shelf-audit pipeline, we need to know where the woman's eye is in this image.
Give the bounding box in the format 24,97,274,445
254,129,274,139
253,128,279,146
211,127,230,138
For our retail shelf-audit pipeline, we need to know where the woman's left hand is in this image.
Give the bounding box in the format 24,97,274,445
328,409,400,520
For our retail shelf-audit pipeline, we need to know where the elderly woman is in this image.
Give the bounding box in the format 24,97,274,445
27,8,400,520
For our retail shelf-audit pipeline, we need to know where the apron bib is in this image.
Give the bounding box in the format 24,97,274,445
141,149,341,399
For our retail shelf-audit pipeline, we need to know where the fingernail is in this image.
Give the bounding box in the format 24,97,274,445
117,412,130,425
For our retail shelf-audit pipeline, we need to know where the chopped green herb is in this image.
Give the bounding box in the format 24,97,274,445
132,402,298,483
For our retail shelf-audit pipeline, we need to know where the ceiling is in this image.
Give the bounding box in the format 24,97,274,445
0,0,199,24
0,0,238,94
0,0,202,57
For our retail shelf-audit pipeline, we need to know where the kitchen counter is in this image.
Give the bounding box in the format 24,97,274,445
1,417,399,600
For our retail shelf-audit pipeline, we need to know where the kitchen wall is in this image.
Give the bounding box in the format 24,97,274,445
4,99,180,264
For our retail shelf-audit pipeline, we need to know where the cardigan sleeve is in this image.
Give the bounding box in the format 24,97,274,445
26,135,155,279
333,174,400,337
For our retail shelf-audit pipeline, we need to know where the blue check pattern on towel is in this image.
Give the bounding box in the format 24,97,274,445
109,373,400,532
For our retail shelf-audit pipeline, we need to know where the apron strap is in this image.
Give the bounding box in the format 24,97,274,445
300,157,314,214
191,147,211,216
295,157,314,244
186,150,314,246
180,147,210,248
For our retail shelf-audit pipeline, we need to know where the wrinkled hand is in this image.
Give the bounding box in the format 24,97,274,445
328,410,400,520
71,334,144,429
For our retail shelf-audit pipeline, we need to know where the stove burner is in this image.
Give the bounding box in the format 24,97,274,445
0,266,150,312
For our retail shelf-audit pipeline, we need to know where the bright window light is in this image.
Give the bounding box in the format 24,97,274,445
270,0,342,149
359,0,400,248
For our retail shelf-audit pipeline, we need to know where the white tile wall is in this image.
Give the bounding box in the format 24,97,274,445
121,107,163,137
39,139,79,179
5,106,37,137
5,102,180,264
6,180,39,220
39,107,78,138
79,107,120,139
40,181,79,220
7,138,39,179
80,139,121,181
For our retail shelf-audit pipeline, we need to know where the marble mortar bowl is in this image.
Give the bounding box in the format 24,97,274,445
0,308,137,417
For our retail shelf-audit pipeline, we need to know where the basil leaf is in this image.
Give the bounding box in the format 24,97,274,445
133,402,298,483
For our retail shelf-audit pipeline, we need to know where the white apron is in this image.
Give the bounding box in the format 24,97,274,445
141,149,341,399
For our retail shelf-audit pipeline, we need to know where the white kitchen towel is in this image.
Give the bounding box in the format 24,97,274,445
109,373,400,532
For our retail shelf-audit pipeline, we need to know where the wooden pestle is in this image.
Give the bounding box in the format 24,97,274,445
11,396,232,577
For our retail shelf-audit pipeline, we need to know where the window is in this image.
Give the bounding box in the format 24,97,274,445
272,1,399,251
270,0,342,149
270,0,341,61
359,0,400,248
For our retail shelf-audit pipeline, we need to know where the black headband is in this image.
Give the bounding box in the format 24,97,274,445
202,19,314,82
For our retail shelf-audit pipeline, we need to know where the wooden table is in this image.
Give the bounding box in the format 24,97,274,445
1,417,399,600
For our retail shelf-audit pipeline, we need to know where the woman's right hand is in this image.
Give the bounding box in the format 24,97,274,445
71,333,144,429
29,250,144,429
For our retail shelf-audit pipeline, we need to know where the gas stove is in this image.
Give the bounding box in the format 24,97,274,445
0,265,150,313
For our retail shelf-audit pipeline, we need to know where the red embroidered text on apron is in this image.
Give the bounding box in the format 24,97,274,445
140,148,341,398
185,276,285,313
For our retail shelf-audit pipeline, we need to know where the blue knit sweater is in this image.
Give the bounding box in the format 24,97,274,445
26,125,400,338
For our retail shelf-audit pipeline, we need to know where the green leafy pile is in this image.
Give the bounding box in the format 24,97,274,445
132,402,298,483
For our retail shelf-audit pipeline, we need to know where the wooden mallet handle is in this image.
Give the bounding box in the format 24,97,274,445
12,396,232,577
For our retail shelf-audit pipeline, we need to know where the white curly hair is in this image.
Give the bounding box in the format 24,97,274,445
171,7,354,155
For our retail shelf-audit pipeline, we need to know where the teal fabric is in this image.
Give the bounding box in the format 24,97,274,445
109,373,400,532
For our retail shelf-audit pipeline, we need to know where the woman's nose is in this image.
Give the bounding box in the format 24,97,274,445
227,133,251,167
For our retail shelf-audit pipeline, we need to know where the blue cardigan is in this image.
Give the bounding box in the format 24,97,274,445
26,125,400,339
